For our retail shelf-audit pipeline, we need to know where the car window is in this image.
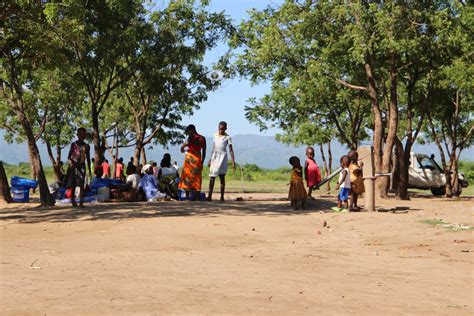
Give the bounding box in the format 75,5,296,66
417,157,435,170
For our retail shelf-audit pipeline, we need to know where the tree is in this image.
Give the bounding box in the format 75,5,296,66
424,2,474,196
0,1,54,206
0,161,13,203
232,0,466,198
113,0,232,166
38,70,83,181
44,0,148,162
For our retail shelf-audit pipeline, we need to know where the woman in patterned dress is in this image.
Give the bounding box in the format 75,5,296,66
179,125,206,201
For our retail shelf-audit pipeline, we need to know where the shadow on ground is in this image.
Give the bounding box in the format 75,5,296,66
0,198,339,224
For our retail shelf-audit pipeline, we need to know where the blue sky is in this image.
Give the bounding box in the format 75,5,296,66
180,0,285,136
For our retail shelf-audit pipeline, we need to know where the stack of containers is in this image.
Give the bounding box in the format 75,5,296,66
10,176,38,202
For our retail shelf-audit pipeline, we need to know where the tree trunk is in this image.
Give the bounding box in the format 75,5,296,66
449,151,460,196
91,103,103,163
363,56,384,196
133,141,143,167
0,161,13,203
28,148,38,193
45,140,63,181
319,143,329,190
379,56,399,197
327,141,332,192
398,147,410,200
392,137,401,193
17,111,54,206
141,146,147,165
394,137,410,200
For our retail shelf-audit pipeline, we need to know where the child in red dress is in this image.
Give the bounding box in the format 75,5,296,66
304,147,321,199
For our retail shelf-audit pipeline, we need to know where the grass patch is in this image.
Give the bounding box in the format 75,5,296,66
421,219,474,231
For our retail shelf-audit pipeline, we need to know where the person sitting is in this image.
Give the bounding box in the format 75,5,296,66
158,153,180,199
90,165,104,188
126,165,141,190
138,165,166,201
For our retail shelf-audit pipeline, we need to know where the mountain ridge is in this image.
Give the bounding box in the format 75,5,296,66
0,132,472,169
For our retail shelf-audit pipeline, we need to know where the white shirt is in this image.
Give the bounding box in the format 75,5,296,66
213,133,232,152
338,168,351,188
159,166,177,177
126,174,141,190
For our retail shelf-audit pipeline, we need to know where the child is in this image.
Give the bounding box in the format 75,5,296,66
158,153,180,199
152,162,159,178
126,165,141,191
304,147,321,199
102,159,110,178
65,127,91,208
115,158,124,181
348,150,365,211
288,156,307,210
333,155,351,212
207,121,236,202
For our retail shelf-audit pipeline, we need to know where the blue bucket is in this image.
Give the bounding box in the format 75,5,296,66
178,190,206,201
11,186,30,203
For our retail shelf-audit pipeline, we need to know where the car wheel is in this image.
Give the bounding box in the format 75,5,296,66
431,187,445,196
453,184,463,197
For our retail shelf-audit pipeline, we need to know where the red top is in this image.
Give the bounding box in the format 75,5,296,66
188,133,204,155
102,162,110,176
305,158,321,187
115,163,123,178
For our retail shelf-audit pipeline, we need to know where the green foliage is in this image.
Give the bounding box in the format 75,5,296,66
459,160,474,184
3,162,56,184
115,1,233,154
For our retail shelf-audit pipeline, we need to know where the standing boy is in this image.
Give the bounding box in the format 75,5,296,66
332,155,351,212
66,127,91,207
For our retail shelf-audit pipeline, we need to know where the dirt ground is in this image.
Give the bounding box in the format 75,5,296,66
1,193,473,315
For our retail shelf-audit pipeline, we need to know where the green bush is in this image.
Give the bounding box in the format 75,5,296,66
459,160,474,183
3,162,56,184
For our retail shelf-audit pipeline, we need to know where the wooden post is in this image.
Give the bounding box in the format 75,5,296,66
359,146,376,212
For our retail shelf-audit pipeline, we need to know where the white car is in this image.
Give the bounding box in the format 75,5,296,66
408,152,468,196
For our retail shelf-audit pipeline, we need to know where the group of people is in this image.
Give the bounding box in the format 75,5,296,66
91,157,130,180
178,122,236,202
64,121,236,207
65,123,364,211
288,148,365,211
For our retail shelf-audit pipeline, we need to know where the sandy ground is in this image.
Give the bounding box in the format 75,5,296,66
0,193,473,315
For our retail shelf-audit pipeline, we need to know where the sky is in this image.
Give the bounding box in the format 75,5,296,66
178,0,285,137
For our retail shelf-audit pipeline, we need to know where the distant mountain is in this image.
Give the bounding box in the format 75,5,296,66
0,131,472,169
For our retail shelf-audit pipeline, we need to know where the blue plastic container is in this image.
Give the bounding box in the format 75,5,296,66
11,186,30,203
178,189,187,201
11,176,38,189
178,190,206,201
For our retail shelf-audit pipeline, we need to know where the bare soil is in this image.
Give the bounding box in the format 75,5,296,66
1,193,473,315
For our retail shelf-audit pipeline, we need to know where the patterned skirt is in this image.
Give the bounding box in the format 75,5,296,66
289,181,307,200
179,151,202,191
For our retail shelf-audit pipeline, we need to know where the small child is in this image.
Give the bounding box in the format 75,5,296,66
348,150,365,211
288,156,307,210
304,147,321,199
333,155,351,212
